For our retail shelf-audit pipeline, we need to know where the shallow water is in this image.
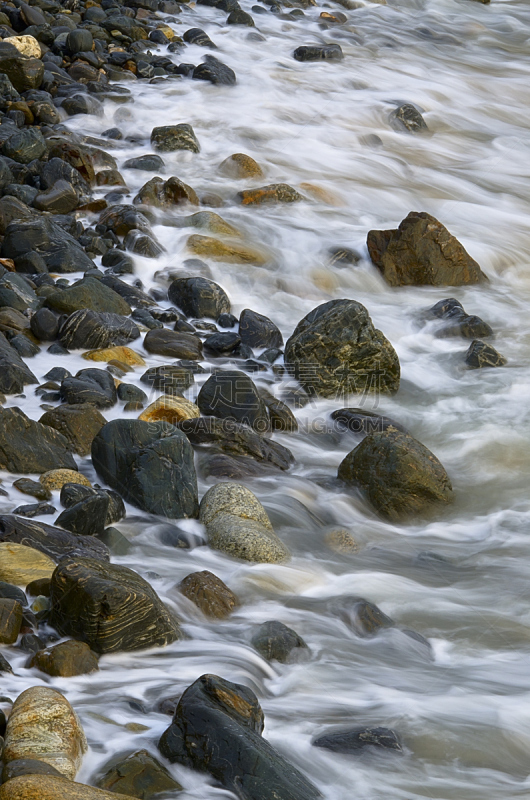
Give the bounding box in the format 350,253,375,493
3,0,530,796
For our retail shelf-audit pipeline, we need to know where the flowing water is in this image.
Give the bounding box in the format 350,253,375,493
3,0,530,796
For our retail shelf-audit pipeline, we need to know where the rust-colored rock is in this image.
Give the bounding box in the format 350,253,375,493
179,570,239,619
237,183,303,205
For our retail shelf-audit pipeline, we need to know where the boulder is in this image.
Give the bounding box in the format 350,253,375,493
313,726,402,754
134,176,199,208
96,750,182,799
199,482,290,563
0,542,55,585
0,776,131,800
193,55,236,85
45,278,131,316
3,686,87,779
3,35,40,59
49,557,180,653
60,484,124,527
30,640,99,677
251,620,308,663
366,212,487,286
39,404,107,456
198,370,270,432
179,570,238,619
55,494,109,536
0,273,38,312
0,515,110,562
151,123,200,153
92,419,199,519
284,299,400,398
158,674,320,800
0,597,22,643
140,364,194,395
168,276,230,320
2,128,46,164
0,408,76,473
58,309,140,350
465,339,507,369
338,429,453,521
143,328,203,360
239,308,283,349
3,217,94,274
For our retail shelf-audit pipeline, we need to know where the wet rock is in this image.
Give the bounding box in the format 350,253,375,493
0,542,55,585
3,686,87,780
179,570,238,619
55,494,109,537
328,246,362,267
30,640,99,677
134,176,199,208
49,557,181,653
60,368,117,409
2,128,46,164
60,484,125,527
324,528,357,553
144,328,203,360
39,405,107,456
1,759,64,783
140,364,194,395
391,103,428,132
0,332,37,394
168,276,230,320
330,408,408,435
239,308,283,349
139,396,200,424
0,42,44,92
158,674,320,800
0,274,38,313
0,514,109,563
3,217,94,274
183,27,217,46
338,429,453,522
367,212,487,286
83,346,145,366
219,153,263,179
465,339,507,369
0,775,132,800
0,598,22,644
237,183,303,205
151,123,200,153
92,419,199,519
12,502,56,518
251,620,308,663
30,308,61,342
67,29,94,55
203,331,243,357
0,408,76,474
179,416,294,471
124,230,165,258
193,55,236,85
425,297,492,338
186,234,269,265
41,158,90,197
198,370,270,432
34,180,79,214
39,470,92,492
200,482,290,563
58,309,140,350
259,389,298,432
0,582,26,604
285,299,400,398
227,8,255,24
293,44,343,61
46,278,131,317
99,276,154,310
313,726,402,754
96,750,182,799
99,205,151,238
124,154,165,171
13,478,51,502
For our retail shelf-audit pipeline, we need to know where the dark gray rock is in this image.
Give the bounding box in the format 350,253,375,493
0,408,77,473
293,44,343,61
193,55,236,85
30,308,61,342
227,8,254,24
465,339,507,369
198,370,270,432
168,276,230,320
239,308,283,349
0,514,110,562
45,277,131,316
33,180,79,214
0,42,44,92
66,29,94,55
60,483,125,526
96,750,182,798
56,494,109,536
124,154,165,171
3,217,95,274
0,331,37,394
151,123,200,153
144,328,203,359
330,408,408,435
2,128,46,164
391,103,427,133
0,273,38,312
140,364,194,394
313,726,402,754
60,368,117,409
183,27,217,47
251,620,309,663
58,309,140,350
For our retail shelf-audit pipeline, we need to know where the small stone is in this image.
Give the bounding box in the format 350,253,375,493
168,276,230,320
3,36,41,59
313,726,402,754
227,8,255,24
237,183,303,205
144,328,203,360
13,478,51,501
30,640,99,677
179,570,238,619
219,153,263,179
187,234,269,265
82,346,145,366
40,470,91,492
139,396,200,424
151,123,200,153
0,775,131,799
2,128,46,164
464,339,507,368
96,750,182,799
391,103,428,132
293,44,343,61
251,620,308,663
124,154,165,171
239,308,283,349
0,598,22,644
39,405,107,457
324,528,358,553
193,55,236,85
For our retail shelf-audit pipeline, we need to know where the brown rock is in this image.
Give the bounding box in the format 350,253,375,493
139,396,200,425
219,153,263,179
82,346,145,366
134,176,199,208
237,183,303,205
186,234,269,265
39,470,91,491
0,775,131,800
96,749,182,799
30,640,99,678
0,598,22,643
0,543,55,585
179,570,238,619
367,212,487,286
39,405,107,457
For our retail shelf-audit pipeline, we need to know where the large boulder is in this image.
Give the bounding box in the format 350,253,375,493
367,212,487,286
143,328,203,360
3,686,87,779
0,515,110,562
197,370,270,432
39,404,106,456
0,408,77,473
2,217,95,273
199,482,290,563
92,419,199,519
338,429,453,522
49,557,181,653
158,674,321,800
284,299,400,398
168,276,230,320
0,776,132,800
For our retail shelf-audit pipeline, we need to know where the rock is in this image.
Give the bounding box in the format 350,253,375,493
60,484,124,527
0,776,132,800
30,308,60,342
0,582,26,604
0,274,38,312
391,103,428,132
186,234,269,265
198,370,270,432
328,246,362,267
41,158,90,196
0,408,76,474
3,217,94,274
100,276,155,310
313,726,402,754
0,542,55,585
0,42,44,92
338,429,453,522
284,299,400,398
259,390,298,433
39,470,92,491
45,278,131,317
123,230,165,259
0,515,109,563
12,502,56,519
179,570,238,619
425,298,493,338
199,482,290,563
59,310,140,350
55,494,109,537
324,528,357,553
139,396,200,425
134,176,199,208
0,598,22,644
330,408,408,435
66,29,94,55
3,36,40,59
96,750,182,799
0,332,37,394
203,331,244,357
92,419,199,519
251,620,308,663
158,674,320,800
124,154,165,171
1,759,63,783
34,180,79,215
193,55,236,85
183,27,216,46
30,640,99,678
13,478,51,502
60,368,117,409
39,405,107,456
367,212,487,286
140,364,194,395
293,44,343,61
465,339,507,369
227,8,255,24
49,558,180,653
239,308,283,349
144,328,203,360
179,416,294,471
237,183,303,205
2,128,46,165
151,124,200,153
168,276,230,320
3,686,87,780
219,153,263,179
83,346,145,366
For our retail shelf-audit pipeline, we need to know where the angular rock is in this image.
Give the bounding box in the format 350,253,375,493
251,620,308,663
2,128,46,164
92,419,199,519
285,299,400,398
151,123,200,153
0,42,44,92
465,339,507,369
1,759,64,783
338,429,453,522
144,328,203,360
0,273,38,312
0,515,110,563
198,370,270,432
134,176,199,208
259,389,298,433
168,276,230,320
313,726,402,753
59,309,140,350
45,278,131,317
0,775,132,800
3,217,94,274
55,494,109,537
39,404,106,456
158,674,320,800
193,55,236,85
3,686,87,779
179,570,238,619
0,542,55,585
96,750,182,799
0,408,76,474
0,331,37,394
367,212,487,286
33,180,79,214
49,557,181,653
200,482,289,563
60,484,124,527
60,368,117,409
293,44,343,61
239,308,283,349
391,103,428,133
0,597,22,644
30,640,99,677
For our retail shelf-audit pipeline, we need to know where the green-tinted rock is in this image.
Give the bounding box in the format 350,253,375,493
151,124,200,153
0,408,77,473
30,640,99,677
0,597,22,643
96,749,182,799
39,404,107,457
45,278,131,316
